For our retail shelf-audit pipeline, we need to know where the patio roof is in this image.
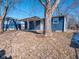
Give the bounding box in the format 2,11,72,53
21,16,41,22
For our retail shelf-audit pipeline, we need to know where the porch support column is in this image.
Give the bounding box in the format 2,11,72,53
64,16,67,32
27,20,29,31
40,19,44,31
34,21,36,30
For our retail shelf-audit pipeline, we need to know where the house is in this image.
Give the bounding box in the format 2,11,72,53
18,16,68,32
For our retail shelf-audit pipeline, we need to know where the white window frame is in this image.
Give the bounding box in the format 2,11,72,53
53,18,59,24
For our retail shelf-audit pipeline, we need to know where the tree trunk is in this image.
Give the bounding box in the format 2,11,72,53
39,0,60,36
2,7,8,32
43,0,52,35
1,0,8,32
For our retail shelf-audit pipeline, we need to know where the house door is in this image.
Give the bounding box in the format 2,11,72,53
29,21,34,30
35,20,40,30
25,22,27,30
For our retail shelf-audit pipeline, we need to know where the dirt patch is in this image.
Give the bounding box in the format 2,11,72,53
0,31,76,59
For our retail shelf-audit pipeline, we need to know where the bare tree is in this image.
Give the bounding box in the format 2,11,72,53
0,0,20,32
1,0,8,32
39,0,60,35
0,0,2,15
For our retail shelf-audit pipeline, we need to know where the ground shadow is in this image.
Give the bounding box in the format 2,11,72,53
70,32,79,59
0,48,12,59
28,31,42,34
22,30,42,34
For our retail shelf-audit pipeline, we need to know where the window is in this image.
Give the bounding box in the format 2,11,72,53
29,21,34,30
53,18,59,24
36,20,40,30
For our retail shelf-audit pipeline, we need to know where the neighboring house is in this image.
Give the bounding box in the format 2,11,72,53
0,16,17,31
67,15,79,30
4,17,17,31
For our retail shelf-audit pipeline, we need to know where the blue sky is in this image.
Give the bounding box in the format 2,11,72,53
2,0,79,19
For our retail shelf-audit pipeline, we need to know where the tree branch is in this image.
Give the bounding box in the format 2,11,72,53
3,0,8,17
0,0,2,6
51,0,60,13
39,0,46,8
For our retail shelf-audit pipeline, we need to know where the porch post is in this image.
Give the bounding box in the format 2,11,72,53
34,21,36,30
27,20,29,31
64,16,67,32
40,19,44,31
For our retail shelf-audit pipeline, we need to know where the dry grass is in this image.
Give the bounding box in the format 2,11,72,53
0,31,76,59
